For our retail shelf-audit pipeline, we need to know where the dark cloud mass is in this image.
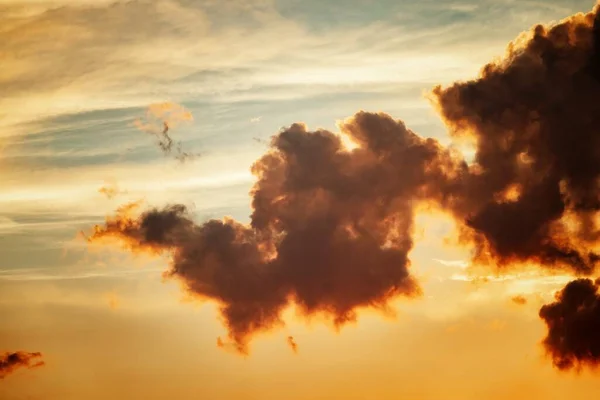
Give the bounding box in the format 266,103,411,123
89,112,459,352
432,5,600,274
539,278,600,371
0,351,44,379
89,4,600,358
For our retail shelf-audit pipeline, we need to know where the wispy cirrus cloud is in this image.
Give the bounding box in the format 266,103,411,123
0,267,161,282
1,0,589,134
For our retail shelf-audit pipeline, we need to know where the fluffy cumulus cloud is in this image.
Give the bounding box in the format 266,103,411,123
89,112,458,352
539,279,600,371
432,7,600,274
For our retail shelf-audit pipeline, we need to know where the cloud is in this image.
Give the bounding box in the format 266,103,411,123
0,266,160,282
287,336,298,353
431,5,600,274
87,111,468,352
510,295,527,305
0,351,44,379
133,102,197,162
98,179,124,200
539,278,600,371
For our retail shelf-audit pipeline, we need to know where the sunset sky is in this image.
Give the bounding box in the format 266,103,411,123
2,0,600,399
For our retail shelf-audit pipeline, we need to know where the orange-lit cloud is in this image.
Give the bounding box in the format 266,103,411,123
287,336,298,354
88,112,463,353
215,337,242,354
0,351,44,379
98,180,124,199
510,295,527,305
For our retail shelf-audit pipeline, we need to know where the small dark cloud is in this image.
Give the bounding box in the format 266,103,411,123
539,278,600,371
510,295,527,305
133,102,199,163
287,336,298,353
0,351,44,379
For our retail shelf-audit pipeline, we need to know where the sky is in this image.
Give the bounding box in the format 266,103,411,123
1,0,600,399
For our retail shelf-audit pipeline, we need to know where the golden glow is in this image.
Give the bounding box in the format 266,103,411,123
495,183,523,203
2,1,599,398
338,132,360,151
